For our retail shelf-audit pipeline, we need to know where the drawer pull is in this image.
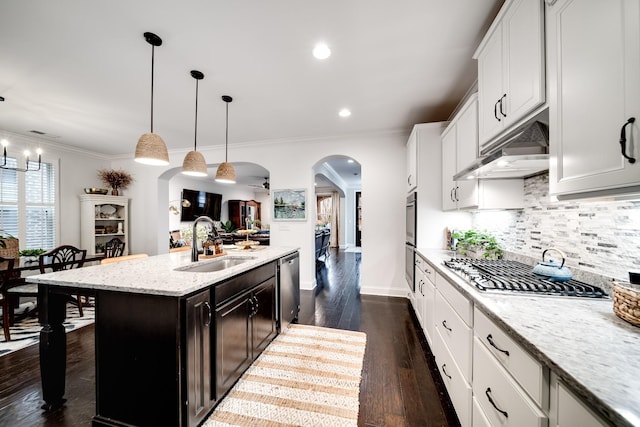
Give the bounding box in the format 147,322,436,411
486,334,510,356
485,387,509,418
442,320,452,332
441,363,452,380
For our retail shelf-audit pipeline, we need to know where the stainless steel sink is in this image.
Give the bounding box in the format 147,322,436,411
175,257,255,273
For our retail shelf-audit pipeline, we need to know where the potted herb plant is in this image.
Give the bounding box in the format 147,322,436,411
97,169,133,196
452,229,503,260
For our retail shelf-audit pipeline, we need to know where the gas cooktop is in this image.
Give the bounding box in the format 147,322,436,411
443,258,608,298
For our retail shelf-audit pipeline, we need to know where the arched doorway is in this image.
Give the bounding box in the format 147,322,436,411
312,155,362,255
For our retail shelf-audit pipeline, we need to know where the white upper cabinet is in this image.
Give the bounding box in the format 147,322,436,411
442,94,479,211
407,127,418,193
547,0,640,199
475,0,546,149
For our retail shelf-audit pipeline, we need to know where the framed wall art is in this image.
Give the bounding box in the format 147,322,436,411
272,188,307,221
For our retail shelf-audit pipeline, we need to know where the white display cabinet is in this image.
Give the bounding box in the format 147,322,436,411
80,194,129,256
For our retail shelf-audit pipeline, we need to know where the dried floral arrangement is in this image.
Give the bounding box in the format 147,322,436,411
97,169,133,191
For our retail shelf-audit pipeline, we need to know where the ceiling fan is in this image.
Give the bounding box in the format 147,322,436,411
248,177,270,193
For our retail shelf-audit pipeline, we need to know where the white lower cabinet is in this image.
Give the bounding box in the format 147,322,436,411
473,396,492,427
474,308,548,407
432,272,473,426
473,338,548,427
434,326,473,427
422,270,436,347
549,373,609,427
435,291,472,382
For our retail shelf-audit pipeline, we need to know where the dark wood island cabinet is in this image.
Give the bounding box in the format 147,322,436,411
29,249,295,427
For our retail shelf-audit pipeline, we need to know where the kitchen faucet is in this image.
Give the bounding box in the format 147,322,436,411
191,216,219,262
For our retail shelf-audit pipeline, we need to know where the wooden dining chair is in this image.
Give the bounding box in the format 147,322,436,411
39,245,87,317
100,253,148,264
0,256,17,341
104,237,126,258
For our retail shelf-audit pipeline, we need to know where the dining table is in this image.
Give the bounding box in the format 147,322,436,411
5,254,105,323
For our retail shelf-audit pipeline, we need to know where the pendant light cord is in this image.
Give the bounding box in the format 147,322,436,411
225,102,229,161
150,44,155,133
194,79,199,151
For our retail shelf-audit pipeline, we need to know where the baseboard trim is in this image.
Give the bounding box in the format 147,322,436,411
359,286,408,298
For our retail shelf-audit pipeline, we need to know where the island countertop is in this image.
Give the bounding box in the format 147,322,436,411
26,246,298,297
417,248,640,427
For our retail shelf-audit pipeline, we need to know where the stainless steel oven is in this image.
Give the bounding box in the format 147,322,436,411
406,192,417,246
405,193,417,291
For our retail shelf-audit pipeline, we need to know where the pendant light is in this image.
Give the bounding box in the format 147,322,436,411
134,32,170,166
181,70,207,177
215,95,236,183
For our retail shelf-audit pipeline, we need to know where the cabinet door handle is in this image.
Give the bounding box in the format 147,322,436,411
441,363,452,379
441,320,452,332
203,302,212,326
408,174,412,186
485,387,509,418
494,99,501,122
486,334,510,356
454,186,459,202
619,117,637,164
499,94,507,118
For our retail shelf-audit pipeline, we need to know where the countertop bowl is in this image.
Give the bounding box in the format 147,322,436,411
84,188,108,195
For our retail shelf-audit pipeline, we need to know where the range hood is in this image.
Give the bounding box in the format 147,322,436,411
454,120,549,180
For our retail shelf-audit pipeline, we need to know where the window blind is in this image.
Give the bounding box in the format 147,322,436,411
25,160,56,249
0,158,19,238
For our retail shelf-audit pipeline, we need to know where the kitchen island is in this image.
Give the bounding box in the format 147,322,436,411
27,246,298,426
417,248,640,427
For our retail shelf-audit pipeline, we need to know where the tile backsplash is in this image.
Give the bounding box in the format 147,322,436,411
472,173,640,284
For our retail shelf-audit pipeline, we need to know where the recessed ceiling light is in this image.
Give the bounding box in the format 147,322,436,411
339,108,351,117
313,43,331,60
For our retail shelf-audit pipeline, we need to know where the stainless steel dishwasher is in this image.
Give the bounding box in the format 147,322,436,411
277,252,300,331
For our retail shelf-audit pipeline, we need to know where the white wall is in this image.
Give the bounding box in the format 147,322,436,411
111,131,408,296
0,130,111,249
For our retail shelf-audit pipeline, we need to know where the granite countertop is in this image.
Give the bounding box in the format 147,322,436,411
26,246,298,297
416,248,640,427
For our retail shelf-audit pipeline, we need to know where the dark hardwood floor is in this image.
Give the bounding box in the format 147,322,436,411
303,249,459,427
0,248,458,426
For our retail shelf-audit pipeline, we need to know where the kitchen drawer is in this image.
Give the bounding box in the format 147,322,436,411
415,254,426,275
550,373,610,427
435,291,473,382
474,308,548,407
435,272,473,326
422,259,435,284
473,337,548,427
473,396,492,427
434,327,472,427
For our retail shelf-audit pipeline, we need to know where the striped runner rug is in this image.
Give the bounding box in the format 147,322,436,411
204,324,367,427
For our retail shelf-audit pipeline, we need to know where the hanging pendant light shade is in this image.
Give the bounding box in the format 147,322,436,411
182,70,208,177
215,95,236,184
135,32,169,166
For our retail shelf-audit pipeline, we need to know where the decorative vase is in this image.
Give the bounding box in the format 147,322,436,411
111,188,119,196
